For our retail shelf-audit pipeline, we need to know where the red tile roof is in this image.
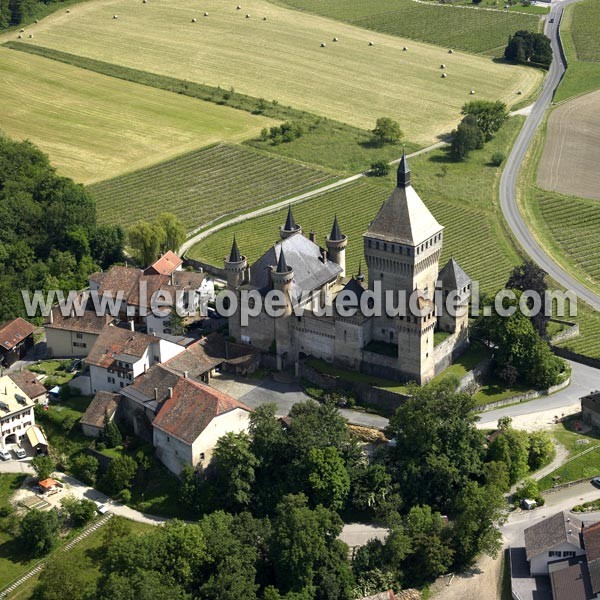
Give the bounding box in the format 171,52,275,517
152,377,250,444
0,318,35,351
144,251,183,276
45,309,114,333
8,371,47,400
86,327,156,369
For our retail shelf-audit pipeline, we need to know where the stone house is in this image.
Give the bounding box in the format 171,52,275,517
80,391,120,438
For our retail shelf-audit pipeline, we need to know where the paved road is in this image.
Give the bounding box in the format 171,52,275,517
477,360,599,427
499,0,600,312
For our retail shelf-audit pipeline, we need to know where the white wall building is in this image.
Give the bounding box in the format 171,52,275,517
0,375,35,448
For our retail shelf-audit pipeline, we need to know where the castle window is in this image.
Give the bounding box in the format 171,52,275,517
380,273,384,279
383,243,387,251
297,316,301,322
375,242,379,250
368,240,372,248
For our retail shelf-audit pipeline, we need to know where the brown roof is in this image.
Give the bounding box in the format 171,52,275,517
549,559,594,600
152,377,251,444
126,364,181,405
200,333,261,367
583,522,600,593
525,512,583,561
46,309,114,333
144,251,183,276
164,341,222,378
80,391,120,429
86,327,156,368
8,371,46,400
94,266,141,298
0,318,35,350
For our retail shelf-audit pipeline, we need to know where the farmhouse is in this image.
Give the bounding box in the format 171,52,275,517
0,318,35,368
0,375,36,448
225,153,470,384
581,391,600,428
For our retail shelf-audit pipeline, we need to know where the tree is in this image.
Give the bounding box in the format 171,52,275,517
213,432,258,512
127,220,166,267
371,117,403,146
31,554,91,600
490,151,505,167
507,260,549,336
60,496,97,527
103,413,122,449
451,115,484,160
487,428,530,484
528,431,554,471
505,30,552,66
31,454,54,481
462,100,508,140
71,454,99,486
91,224,125,269
349,463,394,516
514,477,543,506
369,161,390,177
305,446,350,511
19,509,60,556
103,455,137,495
102,516,132,549
155,213,186,254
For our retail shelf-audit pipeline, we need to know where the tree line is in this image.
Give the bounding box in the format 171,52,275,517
0,0,64,29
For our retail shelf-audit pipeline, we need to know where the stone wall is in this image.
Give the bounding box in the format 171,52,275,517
183,256,226,280
548,319,579,344
457,357,493,393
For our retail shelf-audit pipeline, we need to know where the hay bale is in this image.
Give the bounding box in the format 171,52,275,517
34,19,38,23
66,9,70,13
320,42,326,47
245,13,250,18
403,46,408,51
441,72,447,78
470,89,475,95
448,49,454,54
333,37,338,42
142,0,147,3
368,41,374,46
263,16,267,20
113,14,118,19
191,17,197,22
204,12,208,16
19,28,24,32
28,33,33,38
517,89,523,95
236,5,241,9
17,34,22,38
440,64,446,69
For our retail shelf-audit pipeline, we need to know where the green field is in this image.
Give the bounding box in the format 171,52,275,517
0,47,273,184
190,117,525,294
11,0,541,146
554,0,600,102
90,144,331,232
273,0,542,55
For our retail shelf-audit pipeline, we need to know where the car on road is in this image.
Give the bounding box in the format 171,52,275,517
95,502,110,515
14,447,26,459
549,17,554,23
591,477,600,489
0,449,11,461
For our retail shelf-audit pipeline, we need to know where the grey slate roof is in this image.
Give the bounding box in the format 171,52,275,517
81,391,119,429
438,258,471,290
328,215,344,241
397,150,411,188
283,205,300,232
525,511,583,561
250,234,341,297
365,182,443,246
228,236,241,263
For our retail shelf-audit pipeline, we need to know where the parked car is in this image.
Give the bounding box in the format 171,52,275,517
95,502,110,515
591,477,600,489
14,447,26,459
67,359,82,373
549,17,554,23
0,449,11,461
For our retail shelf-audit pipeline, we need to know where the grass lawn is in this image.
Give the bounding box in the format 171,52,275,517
471,377,533,406
89,144,331,232
273,0,542,56
433,330,451,346
0,46,273,184
538,415,600,490
554,0,600,103
190,117,525,295
28,359,77,386
11,0,540,146
6,517,154,599
431,341,491,384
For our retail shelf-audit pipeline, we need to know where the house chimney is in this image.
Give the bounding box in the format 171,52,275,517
170,272,174,286
154,387,158,401
322,249,328,263
309,230,316,243
49,309,54,324
168,386,174,399
183,370,189,379
129,320,135,332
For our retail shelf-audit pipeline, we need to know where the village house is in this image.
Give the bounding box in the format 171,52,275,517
582,391,600,429
8,370,47,405
45,307,115,358
0,318,35,368
0,375,36,448
223,153,470,385
80,390,120,438
85,324,185,394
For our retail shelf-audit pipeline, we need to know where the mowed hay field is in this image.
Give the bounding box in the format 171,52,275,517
16,0,541,145
537,90,600,200
0,48,274,184
570,0,600,62
190,118,526,294
90,144,331,232
274,0,541,55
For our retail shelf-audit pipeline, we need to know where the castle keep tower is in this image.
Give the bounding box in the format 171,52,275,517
224,236,247,291
326,215,348,277
270,248,295,368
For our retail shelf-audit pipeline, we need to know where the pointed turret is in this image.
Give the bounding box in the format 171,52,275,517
228,235,241,263
326,214,348,277
280,206,302,239
276,248,289,273
329,215,343,242
397,148,410,188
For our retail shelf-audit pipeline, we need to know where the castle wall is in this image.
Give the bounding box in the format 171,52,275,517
294,314,335,361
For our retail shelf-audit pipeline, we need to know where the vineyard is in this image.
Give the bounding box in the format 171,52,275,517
0,47,272,184
275,0,541,55
90,144,331,232
189,118,527,295
571,0,600,62
15,0,540,145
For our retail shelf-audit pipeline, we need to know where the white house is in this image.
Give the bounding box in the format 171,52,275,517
85,325,185,394
0,375,35,448
151,374,251,475
525,512,585,575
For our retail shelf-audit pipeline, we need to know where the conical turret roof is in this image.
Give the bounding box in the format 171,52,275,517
276,248,289,273
283,206,299,232
228,236,241,263
329,215,343,241
397,148,410,188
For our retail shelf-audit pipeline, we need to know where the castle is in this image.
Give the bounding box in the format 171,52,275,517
223,153,471,384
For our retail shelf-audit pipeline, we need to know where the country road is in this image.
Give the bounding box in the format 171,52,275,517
499,0,600,311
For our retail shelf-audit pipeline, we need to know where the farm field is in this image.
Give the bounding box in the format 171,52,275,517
537,90,600,200
189,118,525,295
273,0,542,55
0,48,273,184
554,0,600,103
12,0,541,146
90,144,331,232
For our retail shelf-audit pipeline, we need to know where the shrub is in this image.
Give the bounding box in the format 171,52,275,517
451,115,484,160
490,152,505,166
370,161,390,177
119,489,132,504
71,454,99,486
